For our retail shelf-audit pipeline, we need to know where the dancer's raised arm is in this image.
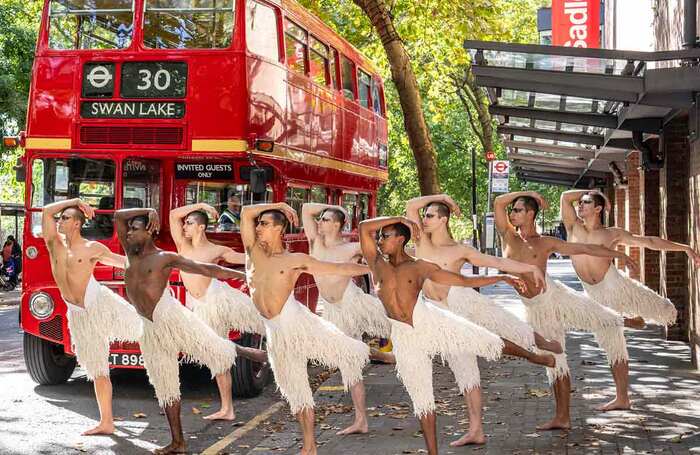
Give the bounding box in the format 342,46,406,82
494,191,547,235
240,203,298,250
359,216,420,265
301,203,347,243
405,194,461,227
41,198,94,246
115,208,159,250
169,202,218,248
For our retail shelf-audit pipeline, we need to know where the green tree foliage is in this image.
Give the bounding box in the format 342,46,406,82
301,0,561,237
0,0,41,205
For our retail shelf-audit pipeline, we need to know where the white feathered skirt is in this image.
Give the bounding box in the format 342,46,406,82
139,289,238,408
522,276,628,384
65,276,142,381
390,295,504,418
263,296,369,414
437,286,536,349
583,265,678,326
319,280,391,339
186,279,266,337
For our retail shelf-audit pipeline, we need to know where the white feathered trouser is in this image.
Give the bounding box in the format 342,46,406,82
438,286,536,349
140,290,238,408
65,276,142,381
522,276,628,384
263,296,369,414
319,280,391,339
390,295,504,418
186,279,266,337
583,265,678,326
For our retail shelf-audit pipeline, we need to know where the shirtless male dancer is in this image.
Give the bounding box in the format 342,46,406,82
42,198,142,436
115,208,250,454
241,202,371,455
495,191,639,430
359,216,533,455
170,203,267,421
561,190,700,330
301,202,394,435
407,194,563,445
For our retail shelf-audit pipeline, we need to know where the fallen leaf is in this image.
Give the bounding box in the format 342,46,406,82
669,435,682,443
527,388,550,398
192,407,202,415
133,412,147,418
238,445,251,449
200,403,211,409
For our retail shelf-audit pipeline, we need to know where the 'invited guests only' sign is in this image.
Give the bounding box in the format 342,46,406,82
552,0,600,48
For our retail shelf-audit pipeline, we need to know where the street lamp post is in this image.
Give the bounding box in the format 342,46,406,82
471,146,479,275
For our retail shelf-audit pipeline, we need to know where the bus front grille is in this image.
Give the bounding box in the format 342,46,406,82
80,126,184,145
39,315,63,341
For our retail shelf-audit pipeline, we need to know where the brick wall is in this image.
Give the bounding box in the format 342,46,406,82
614,185,627,270
626,152,642,280
659,118,690,341
640,162,661,292
688,128,700,368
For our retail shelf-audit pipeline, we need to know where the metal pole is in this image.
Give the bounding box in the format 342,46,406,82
684,0,697,49
471,147,479,275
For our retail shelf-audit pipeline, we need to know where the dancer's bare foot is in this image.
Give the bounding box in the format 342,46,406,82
300,445,318,455
624,316,645,330
82,422,115,436
597,397,631,412
538,338,563,354
203,408,236,421
449,430,486,446
153,440,186,454
536,418,571,431
336,419,368,435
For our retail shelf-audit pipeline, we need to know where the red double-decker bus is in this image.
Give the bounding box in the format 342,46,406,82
17,0,388,396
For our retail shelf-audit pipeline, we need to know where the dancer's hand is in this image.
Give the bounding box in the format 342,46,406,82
502,275,528,294
77,200,95,220
200,203,219,220
402,218,422,241
147,210,160,235
686,248,700,267
277,203,299,227
623,254,639,275
528,265,547,292
441,195,461,218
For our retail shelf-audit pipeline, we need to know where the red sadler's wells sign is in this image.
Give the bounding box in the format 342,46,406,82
552,0,600,48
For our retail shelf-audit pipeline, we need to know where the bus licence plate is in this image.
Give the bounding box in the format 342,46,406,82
109,353,144,367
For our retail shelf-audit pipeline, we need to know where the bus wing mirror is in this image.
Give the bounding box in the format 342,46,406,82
250,168,268,194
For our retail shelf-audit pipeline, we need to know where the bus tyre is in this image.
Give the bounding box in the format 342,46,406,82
23,333,76,385
232,333,270,398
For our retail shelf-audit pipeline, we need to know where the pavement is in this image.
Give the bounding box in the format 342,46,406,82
230,260,700,455
1,261,699,454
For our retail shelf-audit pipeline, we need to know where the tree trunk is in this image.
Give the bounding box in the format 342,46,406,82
452,65,494,156
352,0,440,195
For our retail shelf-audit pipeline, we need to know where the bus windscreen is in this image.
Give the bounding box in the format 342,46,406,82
143,0,235,49
48,0,134,50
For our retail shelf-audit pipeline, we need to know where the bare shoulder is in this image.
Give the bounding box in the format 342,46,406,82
414,258,440,272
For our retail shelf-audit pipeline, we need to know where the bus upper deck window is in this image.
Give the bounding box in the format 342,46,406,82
309,37,329,86
341,56,355,100
246,0,279,61
285,20,308,74
358,69,371,109
30,158,116,240
144,0,235,49
371,78,383,115
48,0,134,50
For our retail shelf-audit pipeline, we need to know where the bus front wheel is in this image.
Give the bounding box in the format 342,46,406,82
24,333,76,385
232,333,271,398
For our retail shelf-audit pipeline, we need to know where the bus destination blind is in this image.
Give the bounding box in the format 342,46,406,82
81,101,185,119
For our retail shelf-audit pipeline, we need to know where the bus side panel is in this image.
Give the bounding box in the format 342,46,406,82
247,56,287,143
26,56,78,139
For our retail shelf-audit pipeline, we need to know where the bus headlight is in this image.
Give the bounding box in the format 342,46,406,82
26,246,38,259
29,292,54,320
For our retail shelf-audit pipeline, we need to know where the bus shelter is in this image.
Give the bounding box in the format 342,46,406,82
463,40,700,187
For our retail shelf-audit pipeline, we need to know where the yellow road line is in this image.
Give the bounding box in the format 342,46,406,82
201,401,286,455
317,385,345,392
